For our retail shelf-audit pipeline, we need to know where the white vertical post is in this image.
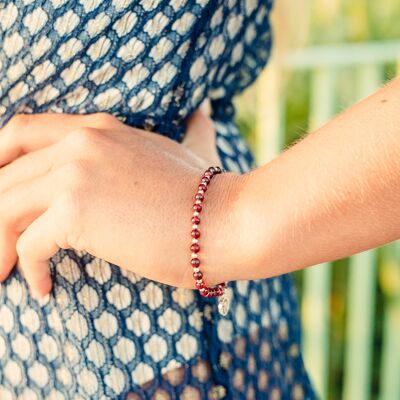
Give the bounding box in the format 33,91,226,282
379,61,400,400
342,64,381,400
379,242,400,400
302,66,336,400
255,62,286,164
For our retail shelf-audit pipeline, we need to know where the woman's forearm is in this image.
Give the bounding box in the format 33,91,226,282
208,77,400,285
1,81,400,293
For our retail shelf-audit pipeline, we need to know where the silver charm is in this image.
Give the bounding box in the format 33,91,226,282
218,293,230,316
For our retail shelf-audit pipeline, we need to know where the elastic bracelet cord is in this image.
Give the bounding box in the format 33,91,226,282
190,166,230,316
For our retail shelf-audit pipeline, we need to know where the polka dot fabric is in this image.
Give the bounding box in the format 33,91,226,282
0,1,317,399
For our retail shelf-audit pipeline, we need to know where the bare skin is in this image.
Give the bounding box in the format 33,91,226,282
0,105,230,298
0,77,399,298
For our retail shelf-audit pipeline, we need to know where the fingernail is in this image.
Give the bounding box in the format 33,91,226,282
31,290,41,300
200,99,212,117
32,289,48,301
40,293,51,304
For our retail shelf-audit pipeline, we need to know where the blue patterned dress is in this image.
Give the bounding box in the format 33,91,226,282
0,1,317,399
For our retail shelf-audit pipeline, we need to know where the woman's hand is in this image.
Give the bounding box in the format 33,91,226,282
0,100,220,167
0,107,243,298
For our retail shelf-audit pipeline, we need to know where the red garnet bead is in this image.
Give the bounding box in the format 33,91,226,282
193,204,202,212
191,216,200,225
190,243,200,253
190,167,227,301
193,271,203,280
191,229,200,239
191,258,200,267
196,281,205,290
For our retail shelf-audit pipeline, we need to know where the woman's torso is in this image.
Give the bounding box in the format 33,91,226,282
0,0,271,139
0,1,316,399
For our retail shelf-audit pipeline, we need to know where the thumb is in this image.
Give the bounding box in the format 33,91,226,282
183,101,221,166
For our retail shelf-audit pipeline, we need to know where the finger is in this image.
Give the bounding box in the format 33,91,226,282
0,112,126,166
0,133,75,194
0,230,18,282
199,98,212,117
0,169,59,283
183,107,221,166
184,105,216,148
16,205,62,298
0,114,77,166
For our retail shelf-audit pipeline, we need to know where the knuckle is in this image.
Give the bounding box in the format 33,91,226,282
67,127,102,150
94,112,120,127
3,114,33,146
8,114,33,131
16,235,30,260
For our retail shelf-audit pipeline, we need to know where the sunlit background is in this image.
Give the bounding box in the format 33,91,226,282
235,1,400,399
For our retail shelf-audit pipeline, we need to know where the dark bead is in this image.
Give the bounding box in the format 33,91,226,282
191,216,200,225
215,166,222,173
190,243,200,253
198,184,207,192
191,229,200,239
195,193,204,201
191,258,200,267
201,177,210,184
208,167,216,174
196,281,205,289
193,204,202,212
193,271,203,280
204,171,212,178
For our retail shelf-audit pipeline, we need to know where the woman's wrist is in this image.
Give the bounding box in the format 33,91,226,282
187,169,250,288
206,164,289,284
184,162,296,288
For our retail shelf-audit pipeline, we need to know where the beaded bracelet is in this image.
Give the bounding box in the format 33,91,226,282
190,166,230,316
